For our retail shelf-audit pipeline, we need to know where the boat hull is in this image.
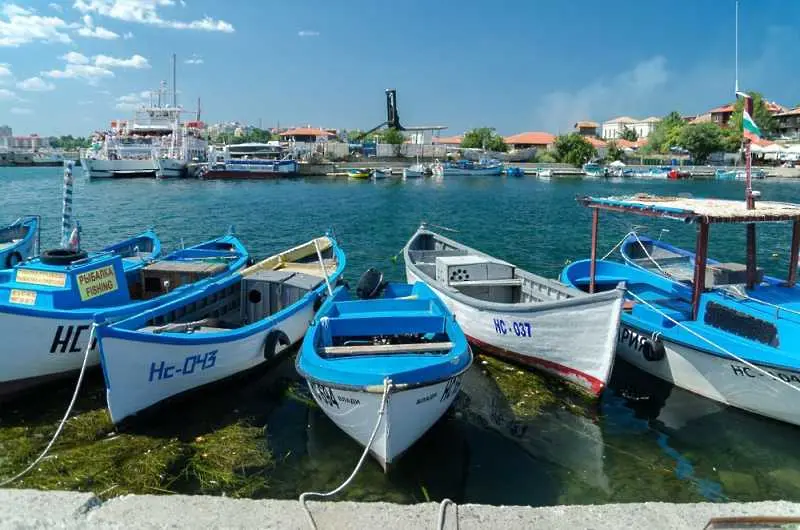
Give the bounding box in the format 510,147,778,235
307,374,463,468
99,306,313,423
202,160,299,179
81,158,157,179
432,166,503,177
0,312,99,396
402,168,423,178
616,322,800,426
155,158,187,179
406,269,621,396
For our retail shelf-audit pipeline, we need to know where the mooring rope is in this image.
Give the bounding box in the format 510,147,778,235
299,378,393,530
0,324,97,487
626,291,800,394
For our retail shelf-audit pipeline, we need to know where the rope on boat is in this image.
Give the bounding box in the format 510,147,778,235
602,231,672,278
313,238,333,297
626,291,800,395
299,378,392,530
438,498,458,530
0,324,97,487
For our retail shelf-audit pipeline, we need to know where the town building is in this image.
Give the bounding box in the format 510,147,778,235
503,132,555,150
601,117,661,140
278,127,336,143
776,107,800,139
699,100,786,128
0,133,51,151
0,125,11,138
574,121,599,137
432,135,463,146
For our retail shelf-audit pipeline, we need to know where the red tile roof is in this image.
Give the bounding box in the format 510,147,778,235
574,121,599,128
432,135,463,145
776,107,800,117
279,127,335,137
584,137,607,148
709,104,735,114
613,139,638,149
503,131,555,146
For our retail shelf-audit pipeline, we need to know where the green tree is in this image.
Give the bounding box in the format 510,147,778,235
377,127,405,145
729,91,778,137
642,111,684,154
553,133,596,166
619,126,638,141
677,122,724,163
50,135,91,150
605,141,624,162
461,127,508,152
535,151,558,163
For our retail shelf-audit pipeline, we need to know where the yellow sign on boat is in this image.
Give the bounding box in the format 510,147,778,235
77,265,118,301
16,269,67,287
9,289,37,305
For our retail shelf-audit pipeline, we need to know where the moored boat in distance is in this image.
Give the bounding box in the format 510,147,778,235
561,194,800,427
404,225,624,396
296,276,472,469
716,168,766,180
97,235,344,424
346,168,371,180
0,230,251,397
201,142,298,179
432,158,503,177
402,164,425,179
0,216,39,268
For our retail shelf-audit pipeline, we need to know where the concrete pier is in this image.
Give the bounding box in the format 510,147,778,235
2,489,800,529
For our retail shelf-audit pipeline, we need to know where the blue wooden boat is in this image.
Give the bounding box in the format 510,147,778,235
432,159,503,177
716,168,766,180
561,194,800,427
0,230,248,397
0,216,39,268
296,276,472,469
96,235,343,423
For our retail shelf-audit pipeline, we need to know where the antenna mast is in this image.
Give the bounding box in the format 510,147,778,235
735,0,739,93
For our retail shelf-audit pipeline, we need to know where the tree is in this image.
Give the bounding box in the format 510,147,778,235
553,133,596,166
50,135,91,150
642,111,684,154
377,127,405,145
677,122,724,163
461,127,508,152
619,126,638,141
729,91,778,137
535,151,558,163
605,141,624,162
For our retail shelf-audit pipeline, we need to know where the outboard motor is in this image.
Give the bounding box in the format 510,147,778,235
356,268,386,299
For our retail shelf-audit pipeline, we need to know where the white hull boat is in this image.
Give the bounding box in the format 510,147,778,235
81,158,158,179
404,226,624,396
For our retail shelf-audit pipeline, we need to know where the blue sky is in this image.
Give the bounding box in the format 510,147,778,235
1,0,799,137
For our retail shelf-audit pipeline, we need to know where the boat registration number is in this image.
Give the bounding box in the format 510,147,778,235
149,350,217,382
492,318,532,338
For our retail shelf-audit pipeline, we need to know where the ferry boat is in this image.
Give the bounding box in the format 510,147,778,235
200,142,298,179
81,84,207,179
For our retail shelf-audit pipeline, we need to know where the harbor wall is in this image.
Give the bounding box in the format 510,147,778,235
2,489,800,529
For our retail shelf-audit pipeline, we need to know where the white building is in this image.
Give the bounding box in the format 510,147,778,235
601,116,661,140
0,125,11,138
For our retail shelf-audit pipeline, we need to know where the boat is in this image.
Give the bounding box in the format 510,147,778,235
431,158,503,177
201,142,299,179
0,216,39,268
32,151,66,167
97,235,344,423
402,164,425,179
582,163,607,178
0,230,250,397
81,73,207,179
537,168,552,179
403,226,624,396
505,167,524,177
371,168,392,179
716,168,766,180
296,275,472,469
560,193,800,427
347,168,371,180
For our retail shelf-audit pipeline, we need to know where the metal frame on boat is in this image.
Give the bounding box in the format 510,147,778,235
404,225,624,396
0,216,40,268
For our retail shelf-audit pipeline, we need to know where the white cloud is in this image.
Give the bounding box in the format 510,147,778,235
17,76,56,91
49,3,63,12
115,90,151,110
78,99,93,104
0,88,18,99
0,63,11,80
76,14,119,39
73,0,234,32
10,107,32,114
0,3,72,47
298,30,319,37
44,63,113,84
94,54,149,68
184,54,202,65
62,51,89,64
123,31,133,39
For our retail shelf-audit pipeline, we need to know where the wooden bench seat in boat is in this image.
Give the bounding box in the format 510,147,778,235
139,261,228,299
322,341,454,356
273,260,336,277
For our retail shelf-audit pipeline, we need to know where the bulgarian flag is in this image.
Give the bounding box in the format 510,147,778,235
743,110,762,141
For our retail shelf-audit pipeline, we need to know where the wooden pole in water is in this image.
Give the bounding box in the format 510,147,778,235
589,208,599,294
788,220,800,287
691,221,710,321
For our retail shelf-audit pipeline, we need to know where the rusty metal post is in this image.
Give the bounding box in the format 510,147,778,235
789,220,800,287
691,222,710,320
589,208,598,294
746,223,757,290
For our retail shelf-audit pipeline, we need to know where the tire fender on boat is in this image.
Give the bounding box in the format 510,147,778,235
263,329,291,360
5,251,23,268
642,333,666,362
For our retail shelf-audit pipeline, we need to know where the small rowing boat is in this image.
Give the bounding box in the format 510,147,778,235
0,216,39,268
296,273,472,469
404,225,624,396
347,169,371,180
0,230,248,397
97,235,344,423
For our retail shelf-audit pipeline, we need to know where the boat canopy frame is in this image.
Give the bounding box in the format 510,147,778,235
577,194,800,320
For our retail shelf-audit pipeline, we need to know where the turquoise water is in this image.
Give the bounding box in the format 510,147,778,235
4,167,800,505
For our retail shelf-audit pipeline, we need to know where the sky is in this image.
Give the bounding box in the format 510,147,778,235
0,0,799,137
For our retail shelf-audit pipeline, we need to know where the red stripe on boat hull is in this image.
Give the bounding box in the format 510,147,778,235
466,335,606,397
